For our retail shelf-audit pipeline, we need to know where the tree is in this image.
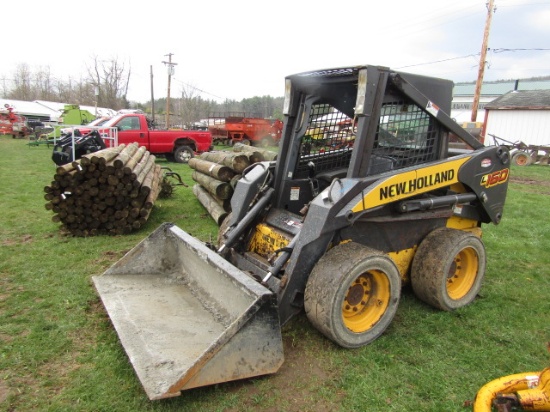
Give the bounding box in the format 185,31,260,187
9,63,33,101
33,66,57,101
86,56,131,110
177,83,216,128
1,58,284,120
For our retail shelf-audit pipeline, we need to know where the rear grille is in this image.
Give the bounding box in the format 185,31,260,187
374,100,439,169
296,100,439,178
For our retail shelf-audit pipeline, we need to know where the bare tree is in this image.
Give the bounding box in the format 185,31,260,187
8,63,34,100
176,83,216,128
33,66,56,101
87,56,131,110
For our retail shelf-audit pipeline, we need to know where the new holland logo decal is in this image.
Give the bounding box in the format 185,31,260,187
351,157,470,213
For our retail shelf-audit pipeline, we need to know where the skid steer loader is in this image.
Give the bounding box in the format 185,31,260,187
93,64,510,400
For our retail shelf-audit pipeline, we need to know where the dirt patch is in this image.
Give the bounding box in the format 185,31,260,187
0,332,13,344
223,316,347,412
1,234,33,247
510,174,550,195
510,175,550,186
0,379,10,405
90,250,128,268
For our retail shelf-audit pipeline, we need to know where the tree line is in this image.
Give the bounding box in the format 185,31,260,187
1,58,284,128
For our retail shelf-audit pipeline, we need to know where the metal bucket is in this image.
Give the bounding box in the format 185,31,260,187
92,223,284,400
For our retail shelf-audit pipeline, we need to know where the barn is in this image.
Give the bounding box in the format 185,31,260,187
482,89,550,147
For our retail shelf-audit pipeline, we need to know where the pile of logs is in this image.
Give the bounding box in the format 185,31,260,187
44,142,163,236
190,144,278,225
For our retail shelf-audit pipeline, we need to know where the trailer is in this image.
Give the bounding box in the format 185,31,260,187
208,112,283,147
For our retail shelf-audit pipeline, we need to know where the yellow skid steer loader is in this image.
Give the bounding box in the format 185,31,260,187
93,64,510,399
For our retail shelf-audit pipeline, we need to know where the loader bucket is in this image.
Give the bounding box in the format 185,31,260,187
92,223,284,400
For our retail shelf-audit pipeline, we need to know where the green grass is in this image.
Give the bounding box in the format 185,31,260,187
1,136,549,411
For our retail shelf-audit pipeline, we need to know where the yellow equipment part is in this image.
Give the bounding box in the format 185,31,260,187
474,367,550,411
382,215,482,284
351,157,470,212
387,247,416,282
341,268,392,333
247,223,292,259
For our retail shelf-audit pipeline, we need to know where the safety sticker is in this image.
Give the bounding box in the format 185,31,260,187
426,101,440,117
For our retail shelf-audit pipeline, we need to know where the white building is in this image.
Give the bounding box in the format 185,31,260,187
0,98,116,125
451,79,550,126
483,89,550,147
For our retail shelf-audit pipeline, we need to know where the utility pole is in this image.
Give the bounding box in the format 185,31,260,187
162,53,177,128
94,85,99,117
471,0,496,123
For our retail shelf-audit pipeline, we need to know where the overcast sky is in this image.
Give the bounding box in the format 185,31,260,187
2,0,549,104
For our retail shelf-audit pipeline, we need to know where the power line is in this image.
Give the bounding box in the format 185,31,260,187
396,54,481,70
492,48,550,53
396,47,550,71
171,76,226,101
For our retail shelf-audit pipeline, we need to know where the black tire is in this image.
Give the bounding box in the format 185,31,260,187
304,242,401,349
411,228,486,311
173,145,194,164
512,151,533,166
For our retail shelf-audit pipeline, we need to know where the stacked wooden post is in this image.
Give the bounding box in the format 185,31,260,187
189,145,278,225
232,142,278,162
44,143,163,236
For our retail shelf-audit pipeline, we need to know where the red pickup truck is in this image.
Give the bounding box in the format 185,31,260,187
100,113,212,163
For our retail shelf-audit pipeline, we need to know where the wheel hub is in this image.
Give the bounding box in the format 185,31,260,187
446,248,478,299
342,271,391,333
346,283,367,308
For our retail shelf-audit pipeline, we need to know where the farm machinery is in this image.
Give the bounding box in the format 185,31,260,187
0,104,31,138
51,129,108,166
93,64,510,400
474,367,550,411
488,134,550,166
208,113,283,146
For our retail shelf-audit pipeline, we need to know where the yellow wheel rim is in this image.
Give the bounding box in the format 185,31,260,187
342,271,390,333
515,153,529,166
446,247,478,300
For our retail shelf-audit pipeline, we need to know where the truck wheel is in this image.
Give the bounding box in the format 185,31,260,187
173,145,194,163
411,228,486,311
304,242,401,349
512,151,533,166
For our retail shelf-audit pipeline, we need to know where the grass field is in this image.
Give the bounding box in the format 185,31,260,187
0,136,548,412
